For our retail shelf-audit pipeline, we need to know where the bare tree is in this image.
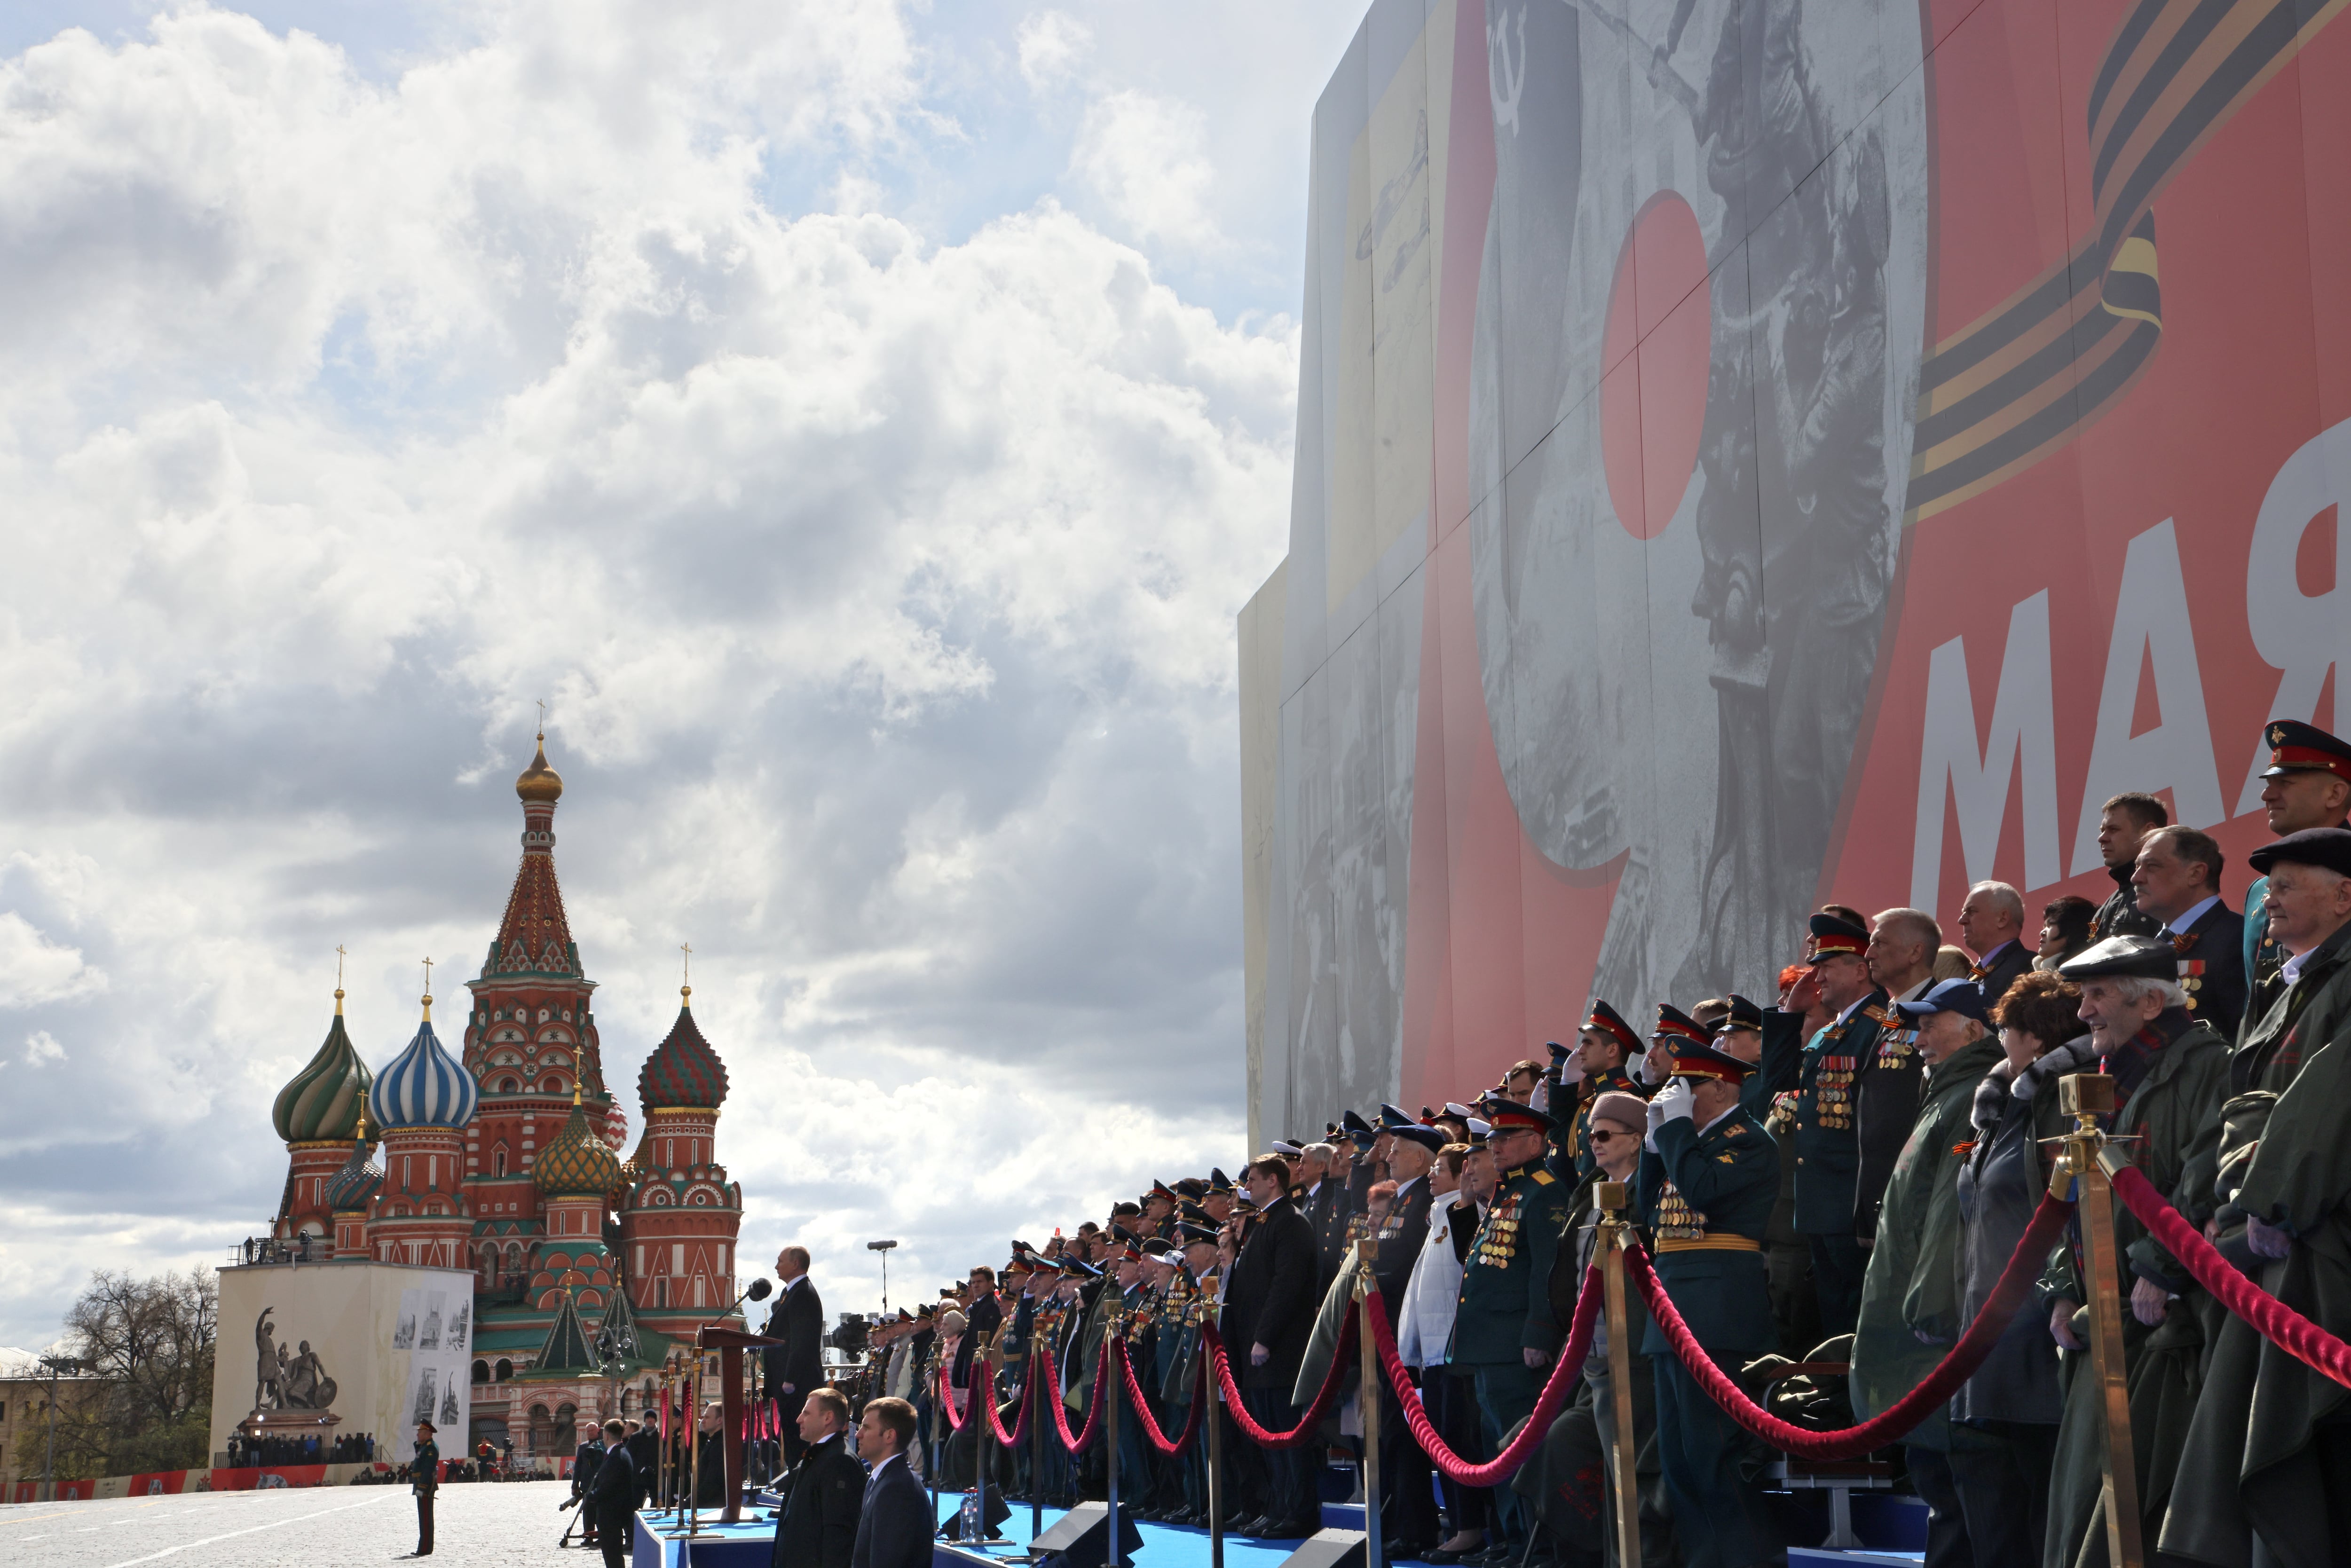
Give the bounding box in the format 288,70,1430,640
14,1269,218,1478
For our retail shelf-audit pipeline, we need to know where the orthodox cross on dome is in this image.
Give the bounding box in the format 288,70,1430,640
680,943,692,1004
334,945,348,1012
421,956,434,1019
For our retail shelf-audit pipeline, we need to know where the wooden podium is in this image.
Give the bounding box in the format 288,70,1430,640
695,1325,785,1525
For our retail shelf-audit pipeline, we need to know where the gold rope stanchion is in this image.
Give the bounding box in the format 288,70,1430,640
1595,1181,1642,1568
2054,1073,2143,1568
1104,1301,1125,1561
1355,1239,1383,1568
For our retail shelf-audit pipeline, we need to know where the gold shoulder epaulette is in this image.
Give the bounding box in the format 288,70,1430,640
1529,1169,1556,1185
1864,1004,1902,1027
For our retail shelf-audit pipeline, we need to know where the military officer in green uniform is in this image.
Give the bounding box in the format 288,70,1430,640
1711,994,1771,1116
409,1418,441,1556
1554,1001,1648,1178
1759,911,1893,1337
2237,719,2351,1052
1448,1100,1571,1560
1637,1037,1778,1568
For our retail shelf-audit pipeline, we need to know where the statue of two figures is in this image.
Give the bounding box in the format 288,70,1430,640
252,1306,338,1413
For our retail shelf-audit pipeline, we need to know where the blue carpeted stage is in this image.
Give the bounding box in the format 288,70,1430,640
631,1488,1927,1568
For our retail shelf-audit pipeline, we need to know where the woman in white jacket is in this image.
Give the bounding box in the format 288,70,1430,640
1394,1144,1491,1564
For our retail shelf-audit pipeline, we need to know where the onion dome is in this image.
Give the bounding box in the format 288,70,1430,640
638,986,730,1111
535,1087,622,1196
601,1102,629,1151
324,1095,384,1210
375,992,480,1130
272,990,376,1143
516,732,563,803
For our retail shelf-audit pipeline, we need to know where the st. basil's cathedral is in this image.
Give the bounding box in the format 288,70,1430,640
258,735,745,1453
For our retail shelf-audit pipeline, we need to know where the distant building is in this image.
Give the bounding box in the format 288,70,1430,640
0,1356,103,1497
254,735,747,1456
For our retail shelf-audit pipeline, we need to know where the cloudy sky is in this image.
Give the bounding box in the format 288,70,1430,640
0,0,1359,1350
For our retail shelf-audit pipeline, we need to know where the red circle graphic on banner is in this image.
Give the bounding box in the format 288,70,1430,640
1600,191,1711,541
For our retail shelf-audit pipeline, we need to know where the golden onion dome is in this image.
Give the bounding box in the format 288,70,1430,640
516,733,564,804
533,1087,621,1196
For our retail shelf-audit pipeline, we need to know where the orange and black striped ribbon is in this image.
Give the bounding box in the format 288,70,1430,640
1906,0,2349,522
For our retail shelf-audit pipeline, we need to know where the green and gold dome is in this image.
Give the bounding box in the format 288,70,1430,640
272,990,376,1144
533,1087,622,1196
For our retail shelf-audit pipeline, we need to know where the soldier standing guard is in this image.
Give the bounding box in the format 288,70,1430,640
1761,911,1891,1338
1447,1102,1571,1562
1636,1038,1779,1568
409,1418,441,1556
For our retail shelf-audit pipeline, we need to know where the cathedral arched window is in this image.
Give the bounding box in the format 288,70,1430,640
472,1361,489,1384
493,1144,509,1178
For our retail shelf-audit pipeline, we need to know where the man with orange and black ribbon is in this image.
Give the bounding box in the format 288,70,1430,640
1637,1034,1777,1568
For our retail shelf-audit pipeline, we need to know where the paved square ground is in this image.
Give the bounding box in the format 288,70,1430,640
0,1481,604,1568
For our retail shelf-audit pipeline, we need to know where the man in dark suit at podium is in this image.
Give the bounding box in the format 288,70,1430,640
586,1419,639,1568
765,1245,827,1465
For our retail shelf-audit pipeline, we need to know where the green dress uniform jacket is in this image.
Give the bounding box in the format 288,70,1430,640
2040,1012,2229,1568
1848,1035,2004,1452
1450,1160,1572,1363
2162,923,2351,1568
1763,988,1896,1238
1633,1104,1778,1355
410,1436,440,1492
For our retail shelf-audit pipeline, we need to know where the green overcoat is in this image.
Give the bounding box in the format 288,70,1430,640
2161,926,2351,1568
1848,1035,2003,1452
2042,1014,2229,1568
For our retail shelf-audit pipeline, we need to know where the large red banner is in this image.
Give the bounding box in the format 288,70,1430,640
1241,0,2351,1135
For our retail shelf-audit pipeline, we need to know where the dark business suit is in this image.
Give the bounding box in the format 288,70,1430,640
1968,938,2035,1011
772,1431,865,1568
2168,898,2248,1040
1371,1176,1439,1548
572,1438,608,1541
586,1442,638,1568
1222,1194,1318,1529
764,1275,827,1464
850,1453,931,1568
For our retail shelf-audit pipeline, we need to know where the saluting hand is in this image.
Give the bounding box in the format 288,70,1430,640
1652,1079,1695,1125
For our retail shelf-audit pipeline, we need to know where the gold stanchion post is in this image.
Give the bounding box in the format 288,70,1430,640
1595,1181,1642,1568
1104,1306,1124,1562
2054,1072,2143,1568
1356,1238,1383,1568
1207,1339,1225,1568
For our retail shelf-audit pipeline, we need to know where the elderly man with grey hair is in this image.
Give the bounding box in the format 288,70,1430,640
1851,907,1943,1246
1955,880,2032,1008
2165,827,2351,1563
2037,935,2228,1568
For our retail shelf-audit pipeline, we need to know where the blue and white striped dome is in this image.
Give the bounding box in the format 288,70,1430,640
374,1013,479,1130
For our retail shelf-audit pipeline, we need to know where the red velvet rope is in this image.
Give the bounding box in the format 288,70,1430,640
936,1365,967,1431
1201,1311,1358,1448
981,1367,1032,1448
1625,1191,2075,1460
1114,1338,1205,1454
1042,1332,1112,1453
2109,1166,2351,1389
1364,1274,1596,1485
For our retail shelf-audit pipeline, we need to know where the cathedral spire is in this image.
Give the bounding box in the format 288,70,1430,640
488,731,580,978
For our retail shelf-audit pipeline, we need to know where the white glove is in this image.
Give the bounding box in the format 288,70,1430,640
1631,1049,1657,1088
1652,1079,1695,1126
1643,1095,1665,1151
1530,1079,1550,1113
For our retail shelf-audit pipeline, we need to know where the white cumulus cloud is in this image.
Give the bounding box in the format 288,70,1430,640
1072,89,1223,253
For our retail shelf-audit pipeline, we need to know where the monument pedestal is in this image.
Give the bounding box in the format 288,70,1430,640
238,1408,344,1440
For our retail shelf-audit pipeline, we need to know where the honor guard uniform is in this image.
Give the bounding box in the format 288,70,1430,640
2241,720,2351,1039
1767,911,1898,1338
1447,1101,1570,1557
1636,1038,1780,1568
1560,1001,1647,1178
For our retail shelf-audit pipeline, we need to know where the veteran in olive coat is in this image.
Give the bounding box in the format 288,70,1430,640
1848,980,2005,1568
1637,1039,1778,1568
2162,827,2351,1568
2039,938,2228,1568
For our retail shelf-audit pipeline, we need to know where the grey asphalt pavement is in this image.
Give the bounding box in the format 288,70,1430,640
0,1481,621,1568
